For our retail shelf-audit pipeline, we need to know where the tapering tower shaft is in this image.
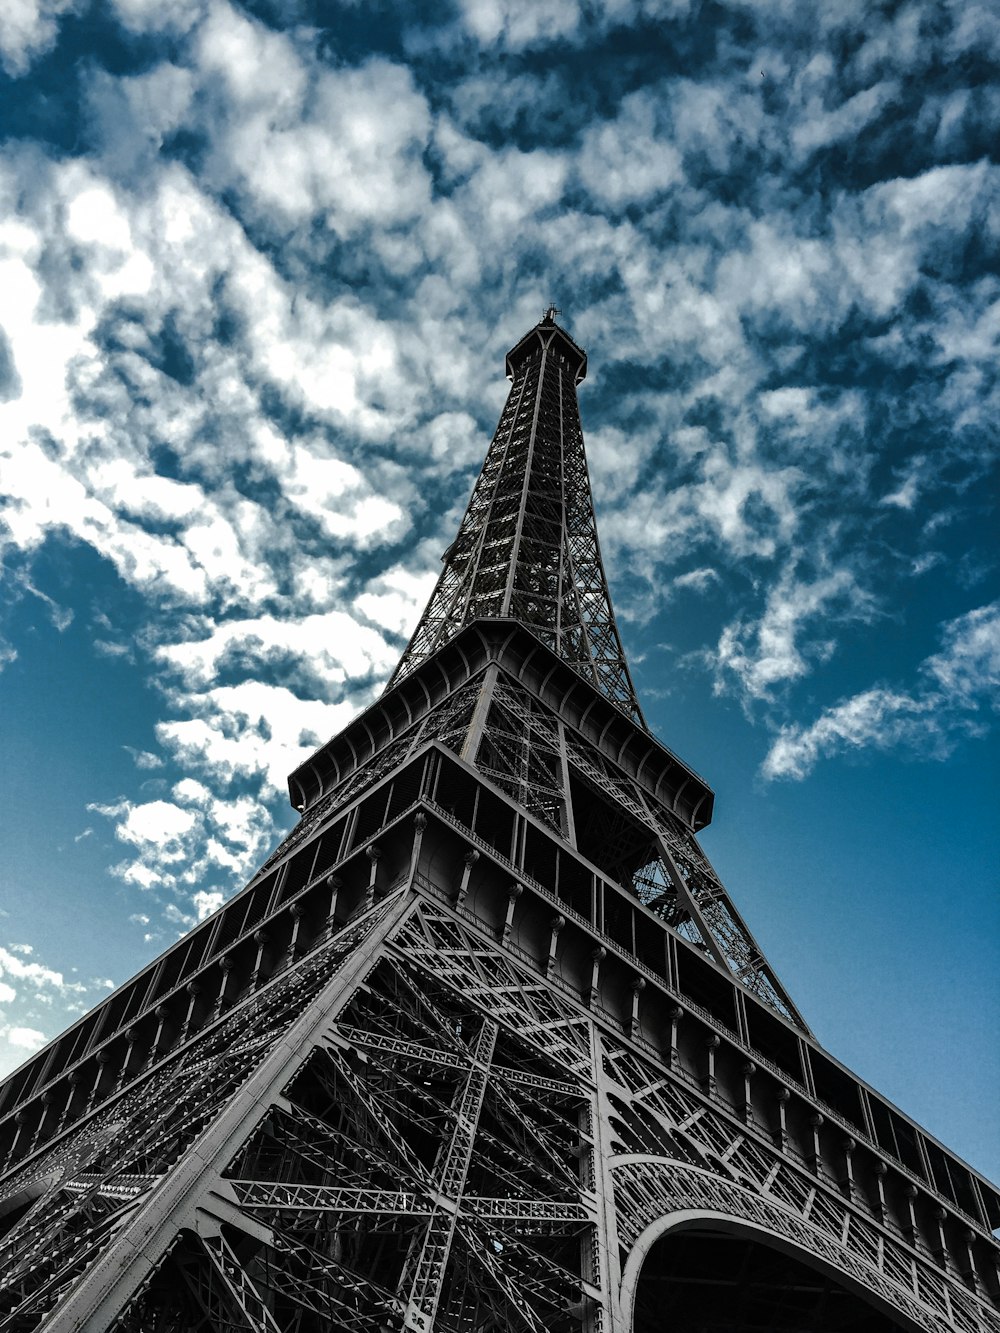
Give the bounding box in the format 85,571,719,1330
0,313,997,1333
388,313,644,725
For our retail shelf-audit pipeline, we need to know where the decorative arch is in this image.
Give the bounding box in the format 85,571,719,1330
613,1159,954,1333
621,1209,929,1333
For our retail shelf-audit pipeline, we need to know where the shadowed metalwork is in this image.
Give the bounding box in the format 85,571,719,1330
0,315,996,1333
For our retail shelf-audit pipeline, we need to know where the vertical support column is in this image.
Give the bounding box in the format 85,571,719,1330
27,1093,54,1155
249,933,269,990
741,1061,756,1127
839,1137,858,1202
116,1031,138,1092
873,1160,889,1226
147,1007,171,1068
588,947,606,1009
177,982,202,1044
283,904,305,968
932,1208,953,1272
775,1087,791,1152
212,958,235,1022
667,1006,683,1072
502,883,522,943
54,1074,81,1135
628,978,645,1042
704,1034,720,1098
5,1111,29,1169
453,849,478,908
323,874,342,937
364,845,381,911
589,1026,626,1333
903,1184,921,1249
409,812,428,880
86,1051,112,1114
548,915,566,979
807,1112,824,1175
961,1230,982,1294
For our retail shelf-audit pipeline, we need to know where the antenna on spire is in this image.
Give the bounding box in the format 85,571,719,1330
543,304,560,323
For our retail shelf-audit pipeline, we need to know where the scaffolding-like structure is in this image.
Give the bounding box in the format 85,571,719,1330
0,314,996,1332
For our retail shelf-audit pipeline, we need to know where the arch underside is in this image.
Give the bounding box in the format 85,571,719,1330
615,1162,962,1333
632,1227,910,1332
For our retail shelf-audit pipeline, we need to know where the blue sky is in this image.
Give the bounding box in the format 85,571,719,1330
0,0,997,1183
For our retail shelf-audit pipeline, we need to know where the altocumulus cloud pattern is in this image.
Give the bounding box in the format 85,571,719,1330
0,0,997,1176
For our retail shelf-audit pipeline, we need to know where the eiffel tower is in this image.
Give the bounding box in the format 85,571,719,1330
0,310,997,1333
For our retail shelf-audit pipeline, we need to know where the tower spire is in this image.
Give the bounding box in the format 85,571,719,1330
388,313,645,726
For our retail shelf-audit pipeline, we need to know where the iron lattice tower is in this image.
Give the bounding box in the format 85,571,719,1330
0,315,997,1333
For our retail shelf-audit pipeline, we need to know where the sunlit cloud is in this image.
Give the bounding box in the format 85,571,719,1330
763,601,1000,779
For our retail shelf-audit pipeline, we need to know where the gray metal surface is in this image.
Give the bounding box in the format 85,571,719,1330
0,316,996,1331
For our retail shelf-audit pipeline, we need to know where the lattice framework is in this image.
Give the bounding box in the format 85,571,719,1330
0,315,997,1333
388,317,643,724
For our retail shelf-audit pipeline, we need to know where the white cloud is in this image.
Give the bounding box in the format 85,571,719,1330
456,0,582,48
0,0,75,76
667,77,766,175
197,12,432,239
193,889,224,920
125,746,165,770
791,80,899,160
157,681,355,797
868,162,992,240
6,1025,46,1052
110,0,204,34
607,450,806,575
110,799,197,853
672,568,719,592
578,92,683,207
157,609,396,691
924,600,1000,702
881,471,921,510
90,777,277,896
0,945,75,992
715,567,866,700
278,443,408,547
354,566,439,638
763,601,1000,779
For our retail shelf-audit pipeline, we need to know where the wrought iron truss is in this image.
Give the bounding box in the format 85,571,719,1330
386,313,644,725
283,618,804,1030
0,315,997,1331
0,834,997,1331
